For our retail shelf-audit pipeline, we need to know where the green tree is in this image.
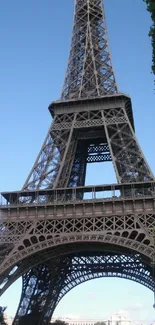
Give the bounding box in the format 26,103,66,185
0,307,8,325
50,320,68,325
94,322,106,325
144,0,155,77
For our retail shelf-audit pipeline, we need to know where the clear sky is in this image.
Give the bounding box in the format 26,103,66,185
0,0,155,324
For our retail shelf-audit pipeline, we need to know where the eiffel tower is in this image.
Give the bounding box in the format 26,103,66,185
0,0,155,324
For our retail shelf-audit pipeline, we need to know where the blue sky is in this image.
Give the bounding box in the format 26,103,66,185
0,0,155,324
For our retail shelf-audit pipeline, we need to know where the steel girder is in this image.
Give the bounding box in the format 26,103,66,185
61,0,118,99
0,190,155,287
0,0,155,324
11,252,154,325
22,119,72,190
12,259,72,325
23,96,154,190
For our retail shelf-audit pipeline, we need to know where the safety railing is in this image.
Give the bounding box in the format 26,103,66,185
0,181,155,207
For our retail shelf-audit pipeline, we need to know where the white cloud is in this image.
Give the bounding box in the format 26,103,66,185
117,309,130,318
116,303,150,325
125,302,144,312
63,314,81,320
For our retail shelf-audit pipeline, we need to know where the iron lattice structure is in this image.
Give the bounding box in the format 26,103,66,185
0,0,155,325
61,0,118,99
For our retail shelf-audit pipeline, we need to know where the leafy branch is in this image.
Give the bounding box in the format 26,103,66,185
144,0,155,76
0,307,8,325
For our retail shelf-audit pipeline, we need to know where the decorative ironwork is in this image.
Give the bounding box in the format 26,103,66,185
0,0,154,324
12,252,154,325
22,95,154,190
61,0,118,100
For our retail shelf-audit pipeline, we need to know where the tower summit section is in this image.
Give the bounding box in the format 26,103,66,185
61,0,118,100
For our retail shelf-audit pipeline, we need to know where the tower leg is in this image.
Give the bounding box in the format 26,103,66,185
12,257,71,325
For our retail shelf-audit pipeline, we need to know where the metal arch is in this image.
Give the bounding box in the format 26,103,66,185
12,252,154,325
0,0,155,323
56,253,154,303
0,239,153,298
61,0,118,100
0,220,154,277
0,187,155,278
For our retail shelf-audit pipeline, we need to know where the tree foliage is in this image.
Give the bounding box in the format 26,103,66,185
94,322,106,325
144,0,155,76
0,307,8,325
50,320,68,325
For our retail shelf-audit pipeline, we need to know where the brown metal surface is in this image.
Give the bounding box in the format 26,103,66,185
61,0,118,99
0,0,154,324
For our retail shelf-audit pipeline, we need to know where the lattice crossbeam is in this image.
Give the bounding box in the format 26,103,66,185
61,0,118,99
12,252,154,325
22,99,154,190
0,0,155,324
0,192,155,284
